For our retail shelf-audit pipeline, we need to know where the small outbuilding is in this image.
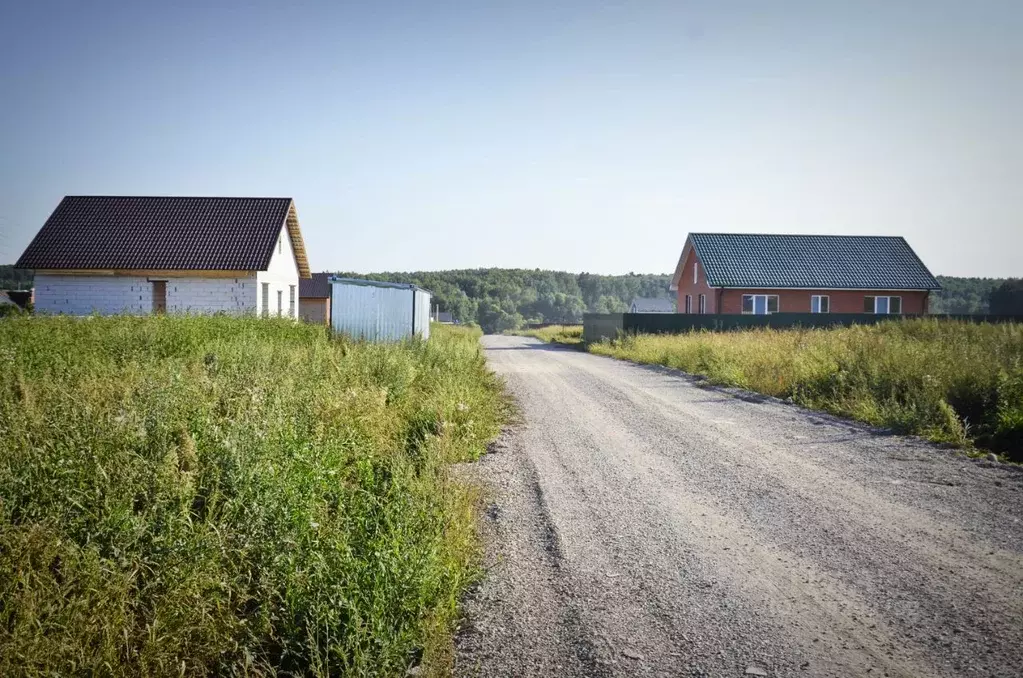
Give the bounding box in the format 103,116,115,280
330,277,432,341
299,272,332,324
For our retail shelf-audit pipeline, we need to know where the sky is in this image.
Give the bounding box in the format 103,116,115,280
0,1,1020,277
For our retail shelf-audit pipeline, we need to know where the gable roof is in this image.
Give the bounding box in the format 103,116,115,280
300,272,332,298
15,196,311,277
629,297,674,312
671,233,940,291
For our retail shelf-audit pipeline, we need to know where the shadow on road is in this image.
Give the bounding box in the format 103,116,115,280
483,342,580,352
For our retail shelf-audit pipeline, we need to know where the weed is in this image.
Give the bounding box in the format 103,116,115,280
590,319,1023,460
510,325,583,346
0,316,506,676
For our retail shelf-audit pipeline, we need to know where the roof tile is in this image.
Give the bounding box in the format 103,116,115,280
16,196,294,272
689,234,940,290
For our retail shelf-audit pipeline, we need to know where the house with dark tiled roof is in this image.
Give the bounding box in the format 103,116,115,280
629,297,675,313
669,234,940,315
299,272,332,324
16,196,311,316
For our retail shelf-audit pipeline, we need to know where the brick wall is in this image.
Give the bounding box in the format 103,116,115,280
674,248,717,313
34,274,258,315
718,289,929,314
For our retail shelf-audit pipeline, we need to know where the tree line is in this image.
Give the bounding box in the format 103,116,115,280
336,269,675,333
3,265,1020,333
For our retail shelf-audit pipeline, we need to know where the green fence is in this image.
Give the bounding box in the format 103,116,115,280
583,312,1023,342
582,313,624,343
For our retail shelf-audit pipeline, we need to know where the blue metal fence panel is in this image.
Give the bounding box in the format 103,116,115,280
331,281,413,341
413,288,432,339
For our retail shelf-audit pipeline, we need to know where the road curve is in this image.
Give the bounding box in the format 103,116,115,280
454,335,1023,678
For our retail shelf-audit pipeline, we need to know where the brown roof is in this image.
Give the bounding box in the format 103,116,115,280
15,196,311,277
299,272,332,298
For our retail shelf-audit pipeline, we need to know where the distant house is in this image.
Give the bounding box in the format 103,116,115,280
629,297,674,313
299,272,331,324
4,290,33,309
434,311,454,323
670,234,940,315
16,196,311,316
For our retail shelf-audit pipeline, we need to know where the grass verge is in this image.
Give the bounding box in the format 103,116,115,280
588,319,1023,461
509,325,583,346
0,316,506,676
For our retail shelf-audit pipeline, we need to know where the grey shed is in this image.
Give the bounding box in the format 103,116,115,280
329,277,432,341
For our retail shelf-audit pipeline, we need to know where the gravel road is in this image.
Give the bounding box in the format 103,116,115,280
453,335,1023,678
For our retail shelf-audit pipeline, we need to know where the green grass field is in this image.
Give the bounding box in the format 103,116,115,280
0,316,506,676
510,325,583,346
589,320,1023,460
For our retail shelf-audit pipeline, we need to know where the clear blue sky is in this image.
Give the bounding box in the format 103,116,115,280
1,1,1020,276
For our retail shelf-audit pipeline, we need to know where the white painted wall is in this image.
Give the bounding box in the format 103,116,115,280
256,224,300,318
34,273,258,315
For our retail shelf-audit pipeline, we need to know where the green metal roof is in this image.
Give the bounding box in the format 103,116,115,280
689,234,941,290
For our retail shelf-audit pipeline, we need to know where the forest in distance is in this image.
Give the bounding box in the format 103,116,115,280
339,269,1012,333
0,265,1014,333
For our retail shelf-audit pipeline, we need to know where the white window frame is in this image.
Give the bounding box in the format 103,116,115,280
865,295,902,314
684,294,692,314
693,260,698,285
811,295,830,314
741,294,779,315
289,285,296,318
261,282,269,317
277,290,283,317
698,293,706,314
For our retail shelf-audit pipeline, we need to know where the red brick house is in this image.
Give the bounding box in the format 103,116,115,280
669,234,940,315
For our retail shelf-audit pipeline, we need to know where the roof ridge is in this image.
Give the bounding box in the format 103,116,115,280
690,232,905,239
63,195,293,201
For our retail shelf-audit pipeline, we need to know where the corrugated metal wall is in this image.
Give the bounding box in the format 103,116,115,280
330,282,432,341
413,288,432,339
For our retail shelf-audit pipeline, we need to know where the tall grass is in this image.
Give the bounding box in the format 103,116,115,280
590,319,1023,460
0,316,506,676
510,325,583,346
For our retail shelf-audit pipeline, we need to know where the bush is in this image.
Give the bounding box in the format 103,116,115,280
0,316,506,676
591,319,1023,460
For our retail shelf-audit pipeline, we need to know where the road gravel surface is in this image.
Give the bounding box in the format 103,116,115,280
454,335,1023,678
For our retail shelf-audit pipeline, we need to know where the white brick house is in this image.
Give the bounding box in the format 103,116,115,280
16,196,311,316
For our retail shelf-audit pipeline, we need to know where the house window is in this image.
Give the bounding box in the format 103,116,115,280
261,283,269,316
289,285,296,317
742,294,779,315
684,294,692,314
277,290,283,317
864,296,902,314
694,261,698,285
811,295,830,314
698,294,706,314
278,235,283,254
